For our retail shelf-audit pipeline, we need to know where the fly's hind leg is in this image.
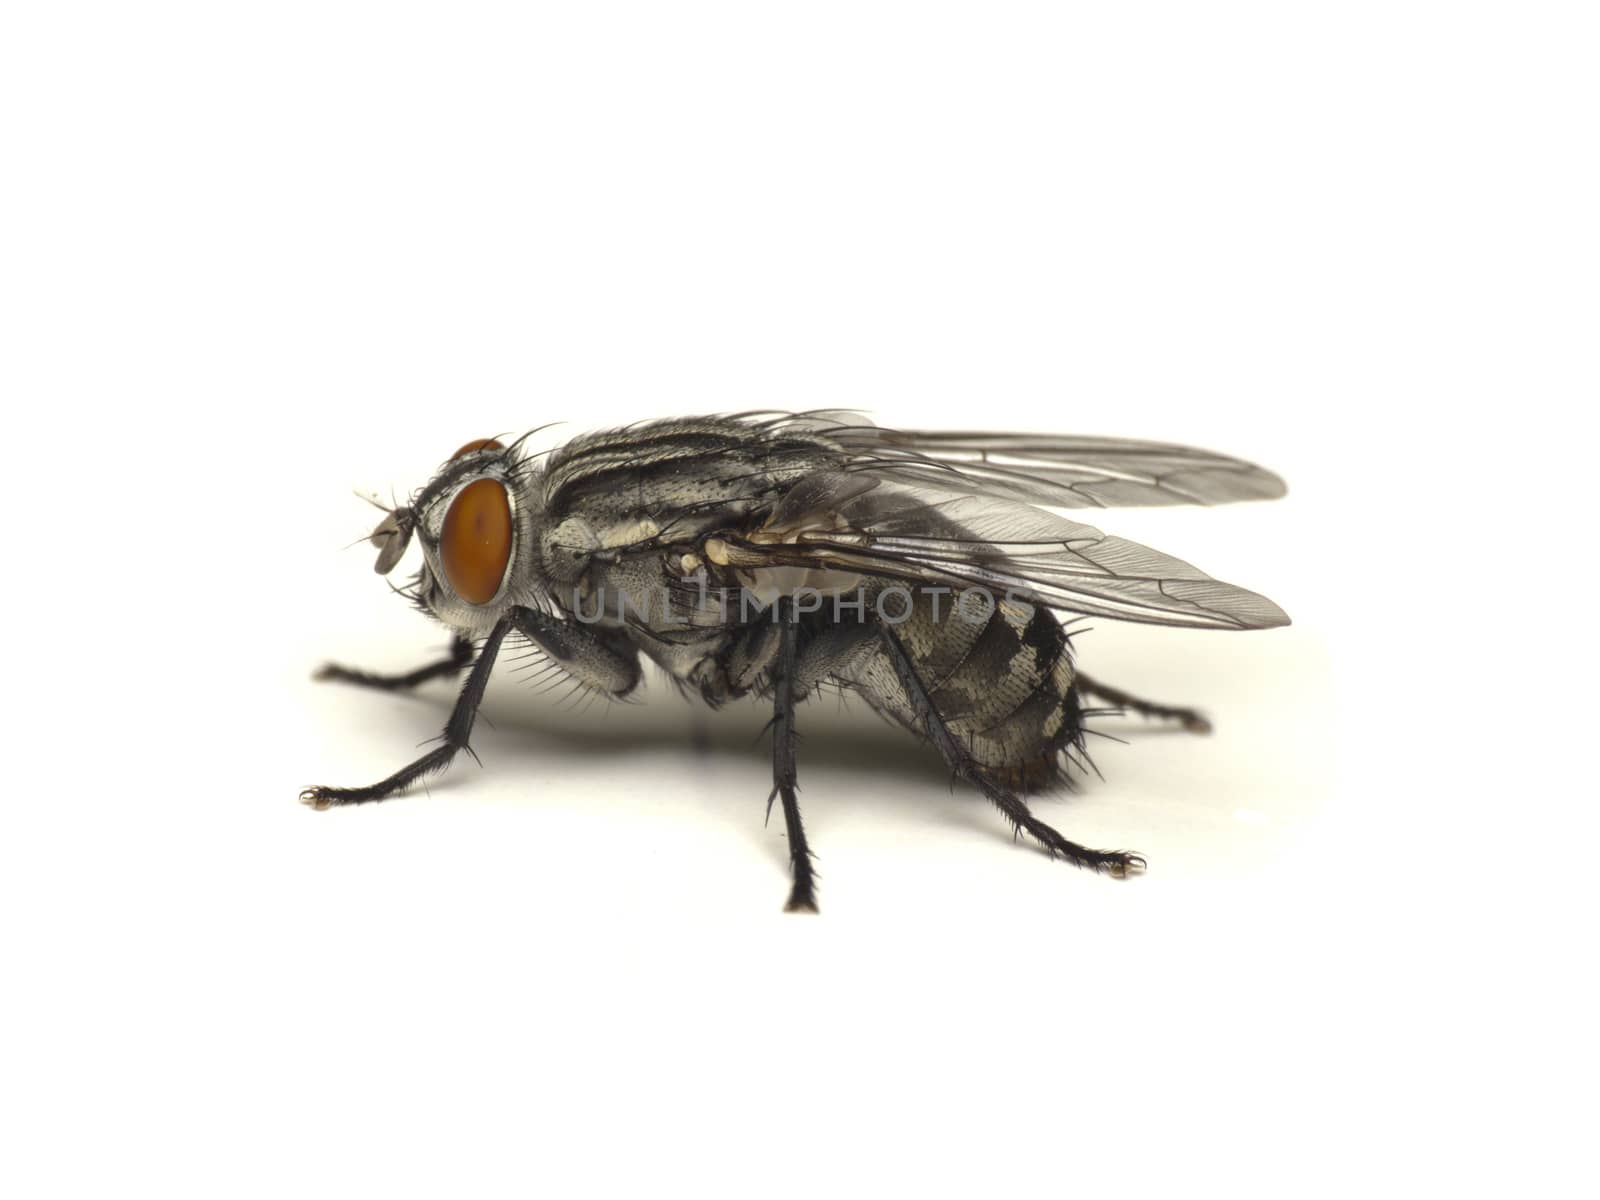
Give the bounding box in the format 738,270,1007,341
879,626,1145,878
314,634,475,692
1075,671,1212,735
769,602,819,912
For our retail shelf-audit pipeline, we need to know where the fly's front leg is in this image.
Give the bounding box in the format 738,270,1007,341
879,625,1144,877
509,607,641,698
1075,672,1211,735
314,634,474,692
770,601,818,913
300,622,510,808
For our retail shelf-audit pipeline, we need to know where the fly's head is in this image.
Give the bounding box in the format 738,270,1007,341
369,437,542,634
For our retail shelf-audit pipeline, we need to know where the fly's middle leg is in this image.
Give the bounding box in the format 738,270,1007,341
1074,671,1212,735
769,601,819,913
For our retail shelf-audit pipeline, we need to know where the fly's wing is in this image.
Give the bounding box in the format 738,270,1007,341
722,482,1289,631
775,414,1286,509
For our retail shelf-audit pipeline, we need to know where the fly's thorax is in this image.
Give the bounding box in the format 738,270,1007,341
537,512,664,589
727,565,866,611
531,418,850,615
538,504,760,632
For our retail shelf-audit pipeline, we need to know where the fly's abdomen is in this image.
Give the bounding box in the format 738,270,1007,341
841,591,1084,792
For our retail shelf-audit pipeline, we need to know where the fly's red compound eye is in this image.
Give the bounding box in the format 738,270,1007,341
440,478,512,605
451,437,505,459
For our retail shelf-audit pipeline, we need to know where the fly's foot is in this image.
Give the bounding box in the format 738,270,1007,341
1179,711,1212,735
1027,815,1147,877
299,784,389,809
299,786,337,810
1100,851,1147,878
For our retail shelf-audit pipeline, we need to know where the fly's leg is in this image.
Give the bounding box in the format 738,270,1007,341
509,607,641,697
879,626,1145,878
1075,672,1211,735
300,621,510,808
313,634,474,692
769,602,819,913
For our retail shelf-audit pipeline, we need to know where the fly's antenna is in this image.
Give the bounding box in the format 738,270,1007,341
345,490,392,550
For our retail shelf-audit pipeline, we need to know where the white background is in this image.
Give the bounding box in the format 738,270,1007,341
3,3,1594,1196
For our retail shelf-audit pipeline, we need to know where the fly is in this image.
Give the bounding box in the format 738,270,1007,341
303,412,1290,911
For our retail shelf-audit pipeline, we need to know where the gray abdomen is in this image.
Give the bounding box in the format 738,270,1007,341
832,588,1083,790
